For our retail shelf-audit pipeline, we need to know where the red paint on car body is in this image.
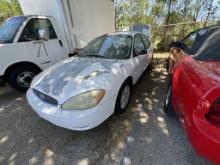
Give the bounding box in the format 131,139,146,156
171,54,220,164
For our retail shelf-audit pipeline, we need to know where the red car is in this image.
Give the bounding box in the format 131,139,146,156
164,26,220,164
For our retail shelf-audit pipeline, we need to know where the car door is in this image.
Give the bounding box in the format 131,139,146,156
174,28,216,123
171,28,210,109
141,34,153,69
132,34,147,82
18,18,66,69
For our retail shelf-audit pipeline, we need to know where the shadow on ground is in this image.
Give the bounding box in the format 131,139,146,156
0,54,210,165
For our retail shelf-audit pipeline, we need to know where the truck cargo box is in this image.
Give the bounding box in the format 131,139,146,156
18,0,115,54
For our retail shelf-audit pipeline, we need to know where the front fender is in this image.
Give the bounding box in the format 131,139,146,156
171,62,184,111
0,43,41,75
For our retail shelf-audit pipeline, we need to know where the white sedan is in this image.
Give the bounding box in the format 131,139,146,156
27,31,153,131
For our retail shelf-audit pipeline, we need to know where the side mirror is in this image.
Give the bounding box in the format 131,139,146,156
38,29,49,41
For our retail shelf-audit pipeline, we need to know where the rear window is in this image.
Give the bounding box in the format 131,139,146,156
181,26,220,61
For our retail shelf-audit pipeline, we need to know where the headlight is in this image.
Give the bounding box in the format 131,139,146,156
62,89,106,110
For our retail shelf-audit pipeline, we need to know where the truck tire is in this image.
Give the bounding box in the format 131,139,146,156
7,66,39,91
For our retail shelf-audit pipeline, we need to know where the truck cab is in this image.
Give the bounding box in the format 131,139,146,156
0,15,67,91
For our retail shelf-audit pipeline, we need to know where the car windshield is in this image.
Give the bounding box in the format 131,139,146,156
0,16,26,43
79,34,132,59
181,26,220,60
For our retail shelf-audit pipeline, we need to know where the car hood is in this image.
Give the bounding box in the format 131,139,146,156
31,57,123,104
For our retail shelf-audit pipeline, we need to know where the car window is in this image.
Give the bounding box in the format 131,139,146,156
19,18,57,42
181,32,197,52
79,34,132,59
141,34,150,49
194,28,220,61
134,34,146,55
181,29,209,55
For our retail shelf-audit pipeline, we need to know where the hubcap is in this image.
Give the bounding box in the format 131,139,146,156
120,85,131,109
17,71,35,88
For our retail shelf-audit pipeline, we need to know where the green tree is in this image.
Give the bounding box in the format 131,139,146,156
111,0,220,51
0,0,22,24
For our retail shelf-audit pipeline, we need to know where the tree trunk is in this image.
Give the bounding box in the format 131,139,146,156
162,0,172,50
180,0,190,38
203,0,214,27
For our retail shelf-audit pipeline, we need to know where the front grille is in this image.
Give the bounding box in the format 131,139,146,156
33,89,58,106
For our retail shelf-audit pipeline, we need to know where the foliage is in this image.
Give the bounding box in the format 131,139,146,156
0,0,219,51
0,0,22,24
114,0,220,51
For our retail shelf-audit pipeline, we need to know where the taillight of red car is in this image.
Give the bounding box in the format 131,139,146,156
206,98,220,125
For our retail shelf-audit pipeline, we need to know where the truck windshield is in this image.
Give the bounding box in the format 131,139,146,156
0,16,26,43
79,35,132,59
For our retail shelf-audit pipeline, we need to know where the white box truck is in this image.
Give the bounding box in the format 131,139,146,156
123,24,151,38
0,0,114,91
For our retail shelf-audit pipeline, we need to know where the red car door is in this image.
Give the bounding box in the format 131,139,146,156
173,56,204,126
173,55,220,128
171,27,219,123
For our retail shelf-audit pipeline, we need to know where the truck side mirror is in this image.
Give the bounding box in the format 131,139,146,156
38,29,49,41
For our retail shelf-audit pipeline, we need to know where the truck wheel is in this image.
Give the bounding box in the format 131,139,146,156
114,80,132,115
7,66,39,91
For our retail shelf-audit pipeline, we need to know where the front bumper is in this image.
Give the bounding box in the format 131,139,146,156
0,75,5,87
26,89,116,131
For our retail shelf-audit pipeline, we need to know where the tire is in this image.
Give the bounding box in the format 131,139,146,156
114,80,132,115
7,66,39,91
164,83,173,115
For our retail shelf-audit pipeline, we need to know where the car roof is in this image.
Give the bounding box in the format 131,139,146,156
182,25,220,41
108,31,143,37
12,15,53,19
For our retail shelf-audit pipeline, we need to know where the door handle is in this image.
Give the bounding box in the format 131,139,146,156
58,40,63,47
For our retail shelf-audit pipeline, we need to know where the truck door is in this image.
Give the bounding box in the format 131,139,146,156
18,18,66,69
36,18,67,63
